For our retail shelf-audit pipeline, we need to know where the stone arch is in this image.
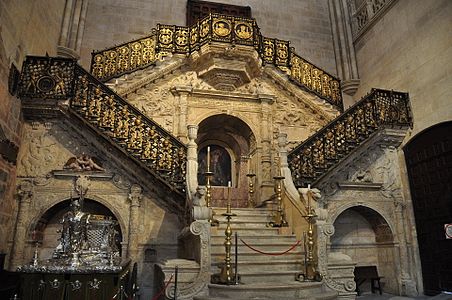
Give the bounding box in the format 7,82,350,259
196,113,256,207
328,202,396,237
329,204,399,294
193,110,260,145
28,197,126,261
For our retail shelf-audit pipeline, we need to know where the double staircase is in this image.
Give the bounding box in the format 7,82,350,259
196,207,337,300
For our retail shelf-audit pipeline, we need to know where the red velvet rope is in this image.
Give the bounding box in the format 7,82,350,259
240,239,301,256
151,274,174,300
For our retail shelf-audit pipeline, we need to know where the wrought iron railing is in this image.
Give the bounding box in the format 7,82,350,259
288,88,412,187
90,13,343,110
17,56,187,194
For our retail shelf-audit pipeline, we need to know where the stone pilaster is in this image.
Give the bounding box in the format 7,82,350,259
57,0,89,60
171,86,193,143
127,184,142,263
258,94,275,201
394,199,418,296
328,0,360,96
10,181,33,269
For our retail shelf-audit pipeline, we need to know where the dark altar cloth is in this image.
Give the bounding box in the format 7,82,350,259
18,261,130,300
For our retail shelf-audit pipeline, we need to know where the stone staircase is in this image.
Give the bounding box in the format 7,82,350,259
196,207,337,300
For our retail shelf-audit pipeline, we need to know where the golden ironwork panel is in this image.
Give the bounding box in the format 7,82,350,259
198,15,212,45
275,40,290,66
174,26,190,53
288,88,412,187
262,37,276,64
157,24,176,51
18,56,76,99
189,23,200,50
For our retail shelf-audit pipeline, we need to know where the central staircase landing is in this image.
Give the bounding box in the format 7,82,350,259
195,207,337,300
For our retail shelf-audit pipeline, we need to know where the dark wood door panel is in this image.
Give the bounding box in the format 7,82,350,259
404,121,452,295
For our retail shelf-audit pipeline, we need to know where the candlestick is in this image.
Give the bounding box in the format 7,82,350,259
207,146,210,172
227,181,231,214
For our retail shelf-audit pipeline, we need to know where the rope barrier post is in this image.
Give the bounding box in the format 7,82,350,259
174,266,178,300
234,232,239,285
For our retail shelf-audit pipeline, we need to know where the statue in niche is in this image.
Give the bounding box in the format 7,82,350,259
198,145,231,186
64,154,106,172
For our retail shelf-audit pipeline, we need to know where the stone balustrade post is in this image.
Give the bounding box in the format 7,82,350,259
127,184,142,263
186,125,199,199
10,181,34,269
277,132,299,201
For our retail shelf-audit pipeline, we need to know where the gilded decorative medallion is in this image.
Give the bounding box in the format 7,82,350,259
234,23,253,40
213,20,231,37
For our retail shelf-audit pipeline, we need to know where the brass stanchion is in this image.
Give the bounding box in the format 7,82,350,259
205,147,219,226
211,183,237,285
246,173,256,208
268,174,288,227
296,186,322,282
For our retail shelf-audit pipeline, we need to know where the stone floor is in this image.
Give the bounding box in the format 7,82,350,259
357,292,452,300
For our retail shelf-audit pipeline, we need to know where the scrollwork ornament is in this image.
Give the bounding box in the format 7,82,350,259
323,224,335,237
345,279,357,292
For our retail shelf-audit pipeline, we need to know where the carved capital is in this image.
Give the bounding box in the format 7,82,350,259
187,125,198,142
17,180,33,203
128,184,143,206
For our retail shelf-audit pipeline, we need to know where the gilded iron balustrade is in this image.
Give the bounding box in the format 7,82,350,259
90,13,343,110
288,89,412,187
17,56,187,194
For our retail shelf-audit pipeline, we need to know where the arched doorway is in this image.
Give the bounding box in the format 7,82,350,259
331,206,398,294
197,114,255,207
404,121,452,295
31,199,123,260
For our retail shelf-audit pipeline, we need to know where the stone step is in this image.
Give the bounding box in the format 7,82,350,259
214,214,273,223
212,259,304,272
215,221,275,229
194,282,338,300
210,241,304,254
212,207,272,216
211,251,303,263
211,227,281,236
211,235,298,244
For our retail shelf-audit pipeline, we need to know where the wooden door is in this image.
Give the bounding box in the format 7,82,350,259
404,121,452,295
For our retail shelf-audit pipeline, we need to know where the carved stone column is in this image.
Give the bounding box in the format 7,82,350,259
171,86,193,143
328,0,360,99
57,0,89,60
258,94,275,201
127,184,142,262
10,181,33,269
186,125,199,199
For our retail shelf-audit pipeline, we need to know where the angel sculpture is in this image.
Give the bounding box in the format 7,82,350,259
64,154,106,172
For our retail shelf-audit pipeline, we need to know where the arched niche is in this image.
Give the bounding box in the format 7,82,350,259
331,205,398,294
196,114,256,207
30,198,123,261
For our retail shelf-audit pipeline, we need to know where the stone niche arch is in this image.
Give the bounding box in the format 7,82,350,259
29,198,124,261
330,205,399,294
196,113,256,207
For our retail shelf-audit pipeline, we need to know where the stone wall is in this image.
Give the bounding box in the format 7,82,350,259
79,0,337,75
0,0,64,262
352,0,452,139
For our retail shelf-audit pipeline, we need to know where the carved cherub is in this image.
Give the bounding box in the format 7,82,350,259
64,154,106,172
